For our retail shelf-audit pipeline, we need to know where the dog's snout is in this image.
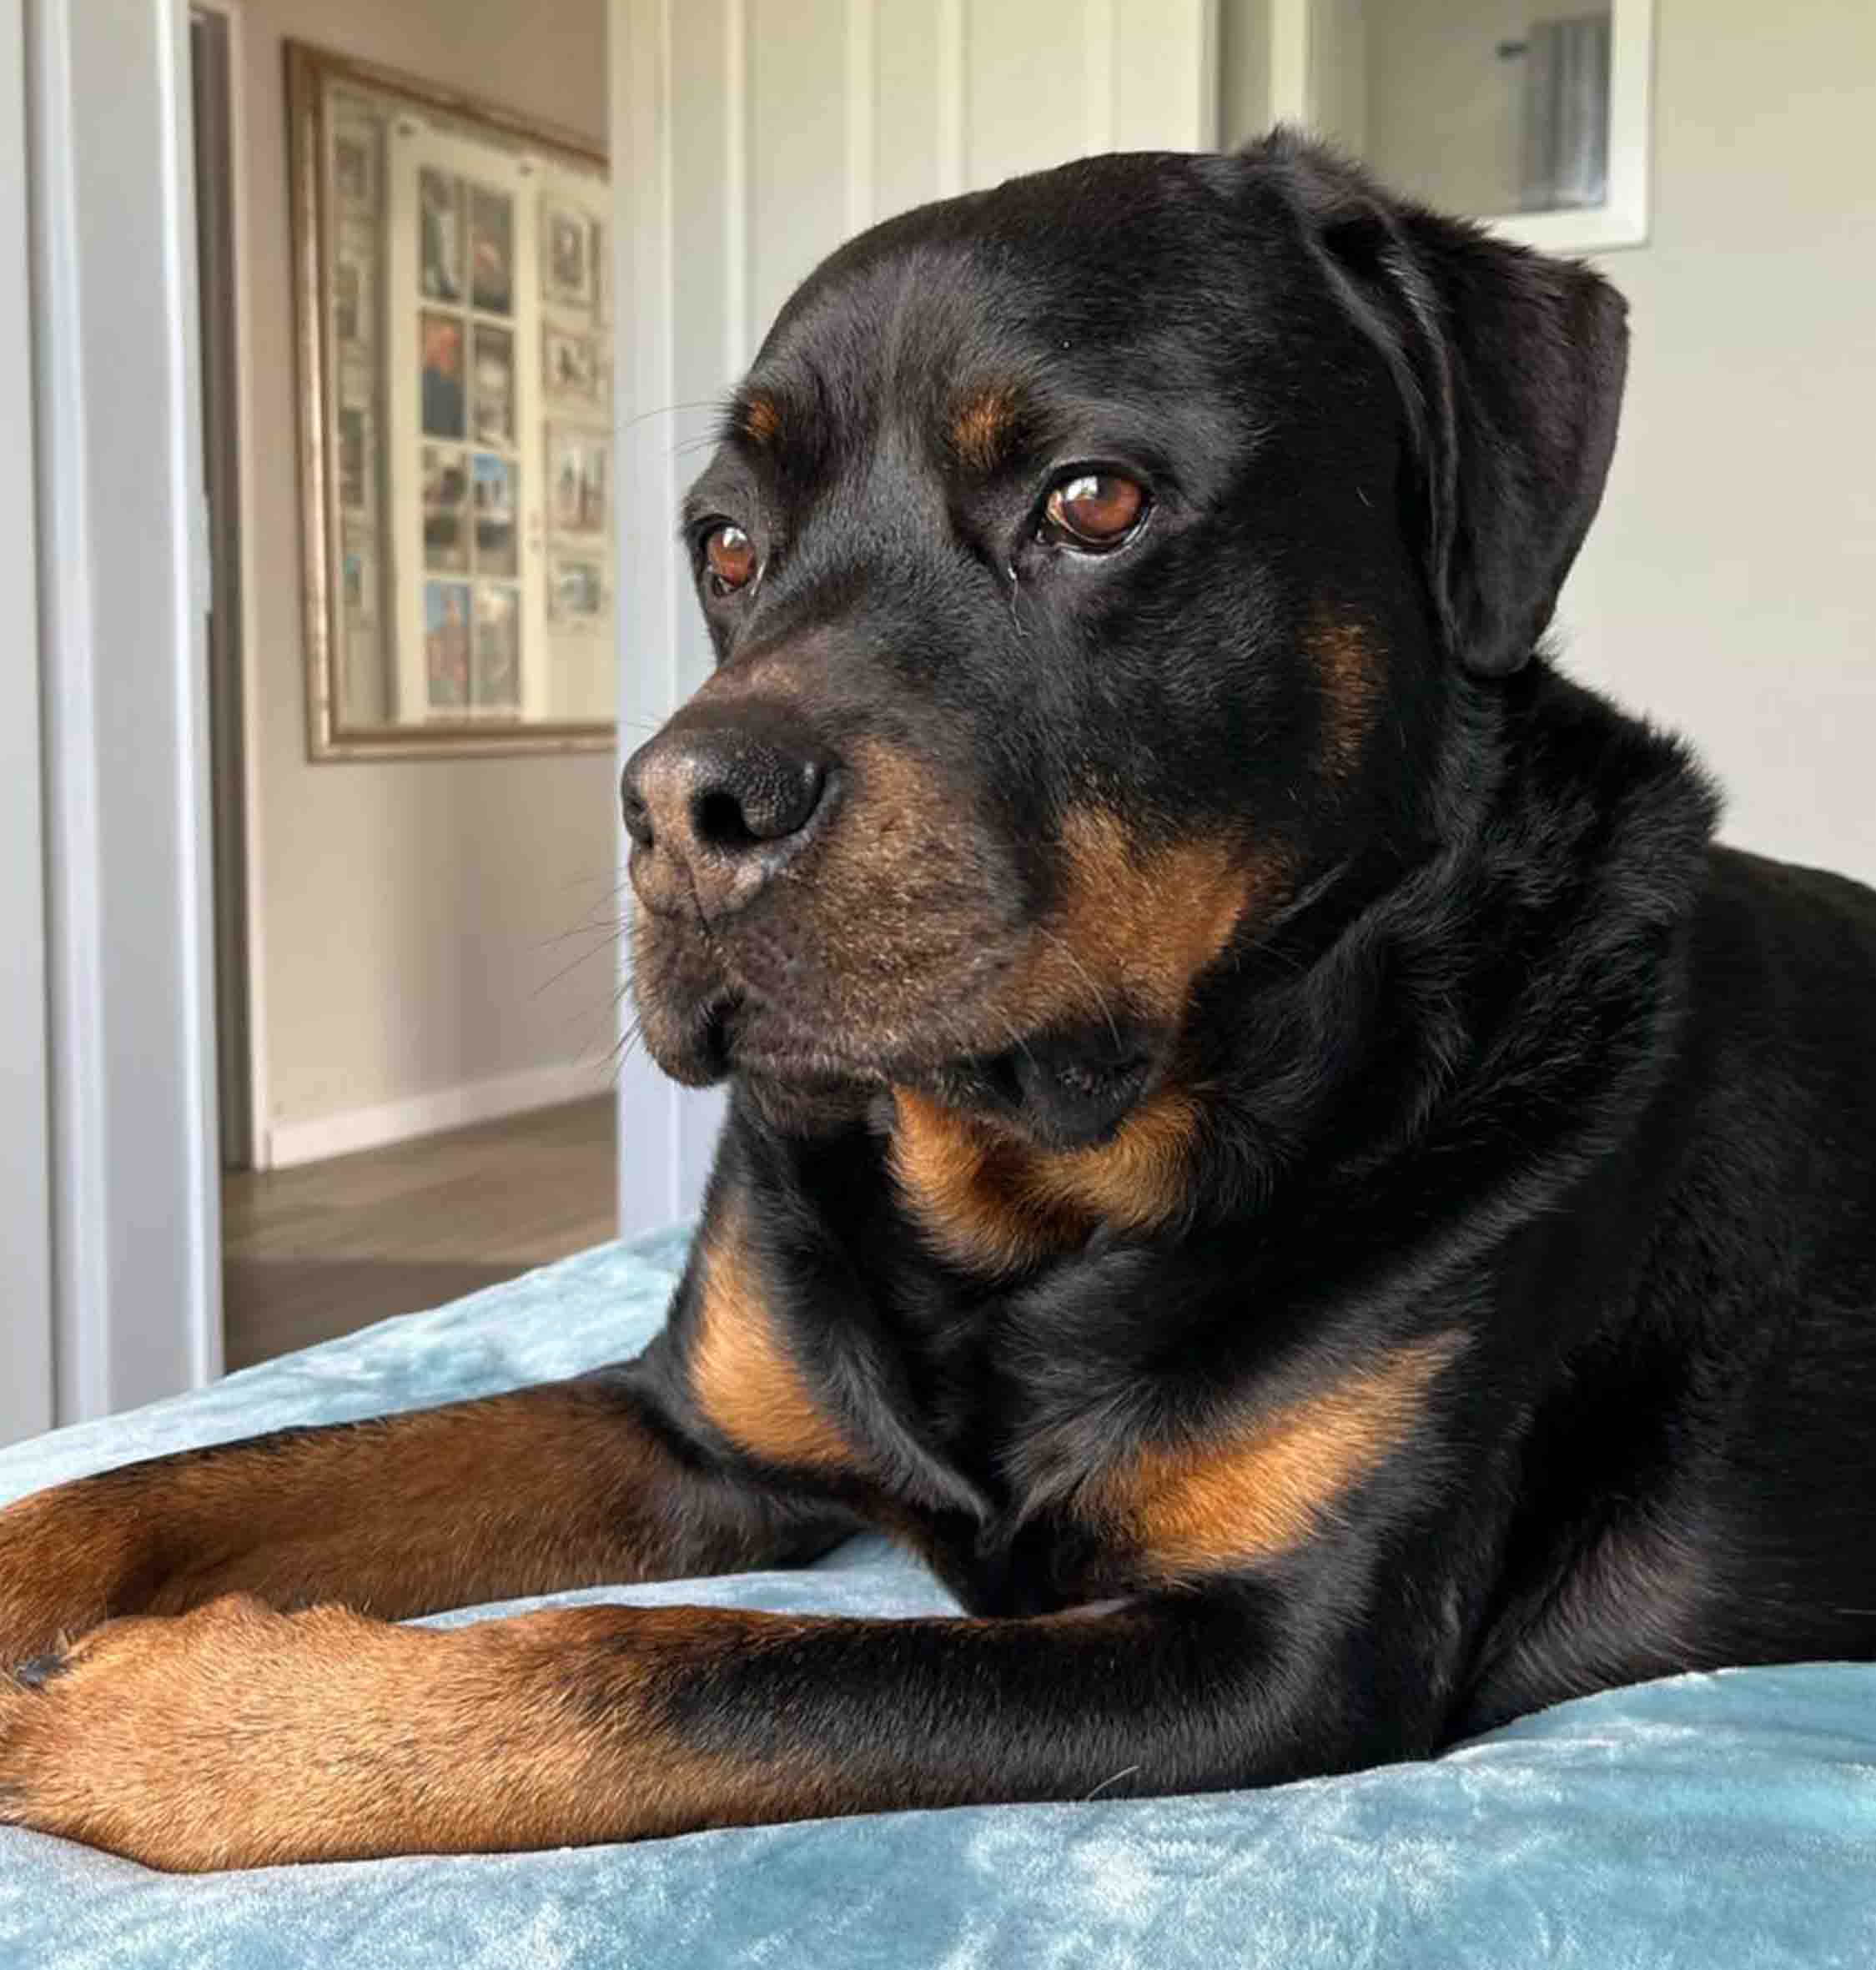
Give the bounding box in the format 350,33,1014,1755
623,715,835,916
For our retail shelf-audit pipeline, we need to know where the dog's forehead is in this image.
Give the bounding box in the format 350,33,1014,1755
717,153,1310,470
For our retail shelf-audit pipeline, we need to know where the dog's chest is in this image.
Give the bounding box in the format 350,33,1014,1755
856,1280,1159,1614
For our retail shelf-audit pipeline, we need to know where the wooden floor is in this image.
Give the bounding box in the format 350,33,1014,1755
222,1096,617,1372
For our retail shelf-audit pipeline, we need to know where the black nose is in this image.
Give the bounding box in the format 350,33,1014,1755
622,714,836,916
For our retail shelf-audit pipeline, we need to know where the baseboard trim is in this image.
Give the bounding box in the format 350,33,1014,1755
264,1060,611,1169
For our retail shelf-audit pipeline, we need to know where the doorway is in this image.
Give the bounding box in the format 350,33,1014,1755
187,3,621,1374
190,1,254,1173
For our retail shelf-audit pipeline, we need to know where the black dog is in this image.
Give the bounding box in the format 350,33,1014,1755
3,133,1874,1871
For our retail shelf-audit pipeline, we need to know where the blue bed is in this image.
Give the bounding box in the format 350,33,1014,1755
4,1229,1873,1968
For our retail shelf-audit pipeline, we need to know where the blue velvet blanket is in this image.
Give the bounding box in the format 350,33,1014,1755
4,1229,1874,1967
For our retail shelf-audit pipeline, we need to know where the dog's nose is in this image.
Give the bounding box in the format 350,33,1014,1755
622,716,835,915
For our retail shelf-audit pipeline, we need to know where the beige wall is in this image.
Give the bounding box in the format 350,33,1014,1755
235,0,619,1153
1562,0,1876,890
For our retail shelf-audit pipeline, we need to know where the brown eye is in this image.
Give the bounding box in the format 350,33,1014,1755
1042,472,1147,549
703,522,757,594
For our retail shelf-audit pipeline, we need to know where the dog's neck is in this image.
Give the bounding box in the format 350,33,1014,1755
1185,661,1719,1214
733,665,1716,1301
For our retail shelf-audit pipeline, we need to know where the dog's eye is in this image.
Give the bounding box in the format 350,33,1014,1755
703,523,758,596
1040,473,1147,550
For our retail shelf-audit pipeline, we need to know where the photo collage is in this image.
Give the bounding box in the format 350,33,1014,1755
419,163,521,714
317,76,614,735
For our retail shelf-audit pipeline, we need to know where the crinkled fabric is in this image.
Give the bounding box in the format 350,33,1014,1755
3,1229,1874,1968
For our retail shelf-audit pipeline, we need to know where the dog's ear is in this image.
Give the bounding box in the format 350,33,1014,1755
1257,131,1628,679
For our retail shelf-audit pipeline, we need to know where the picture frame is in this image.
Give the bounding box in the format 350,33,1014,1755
542,323,606,409
333,216,376,350
547,422,609,540
288,40,615,759
543,199,596,310
548,552,608,627
331,118,378,210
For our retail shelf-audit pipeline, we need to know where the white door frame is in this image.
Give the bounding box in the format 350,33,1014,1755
0,0,53,1446
191,0,274,1175
30,0,223,1420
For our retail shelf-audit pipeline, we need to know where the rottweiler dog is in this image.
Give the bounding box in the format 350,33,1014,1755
4,133,1875,1872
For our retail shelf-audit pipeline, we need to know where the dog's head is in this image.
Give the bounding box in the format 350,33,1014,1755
624,134,1627,1148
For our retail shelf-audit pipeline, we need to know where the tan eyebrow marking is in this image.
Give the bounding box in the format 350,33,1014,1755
948,384,1023,472
1310,615,1383,779
737,391,782,446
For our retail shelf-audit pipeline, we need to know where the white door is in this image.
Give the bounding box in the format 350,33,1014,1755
609,0,1222,1230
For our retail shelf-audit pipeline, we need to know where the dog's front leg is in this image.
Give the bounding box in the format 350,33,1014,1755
0,1586,1350,1870
0,1358,850,1666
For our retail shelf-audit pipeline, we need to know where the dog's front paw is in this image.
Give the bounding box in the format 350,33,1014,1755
0,1595,621,1869
0,1595,405,1871
0,1597,272,1871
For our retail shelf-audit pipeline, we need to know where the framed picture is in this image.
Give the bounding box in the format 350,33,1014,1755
419,310,465,440
340,523,377,625
472,451,518,576
470,324,514,445
333,217,375,350
543,199,596,310
547,423,609,538
469,184,513,314
542,324,605,408
332,119,377,209
473,585,521,710
424,579,470,709
421,444,468,571
336,401,375,510
289,41,613,757
419,168,463,302
548,552,607,626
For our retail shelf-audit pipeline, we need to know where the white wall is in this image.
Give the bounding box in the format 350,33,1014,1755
234,0,623,1163
1560,0,1876,890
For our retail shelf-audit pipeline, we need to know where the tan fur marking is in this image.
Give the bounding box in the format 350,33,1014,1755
1093,1332,1469,1580
1311,616,1382,778
1026,1084,1204,1226
1014,812,1281,1032
738,389,782,445
891,1083,1202,1274
691,1204,856,1470
890,1093,1039,1273
949,385,1021,471
889,811,1282,1272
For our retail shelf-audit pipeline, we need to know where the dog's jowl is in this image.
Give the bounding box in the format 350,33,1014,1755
5,135,1876,1870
